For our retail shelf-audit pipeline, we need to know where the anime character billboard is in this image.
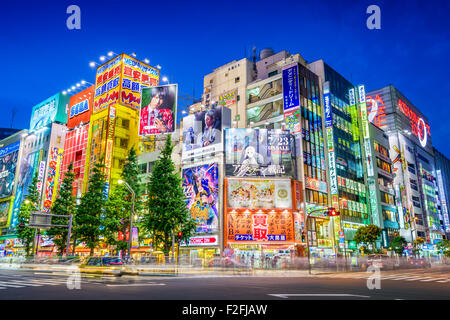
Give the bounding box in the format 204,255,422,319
182,163,219,233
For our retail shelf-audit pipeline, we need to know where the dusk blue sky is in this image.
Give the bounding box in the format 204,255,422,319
0,0,449,157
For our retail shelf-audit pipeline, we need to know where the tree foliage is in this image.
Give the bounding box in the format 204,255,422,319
75,161,106,256
436,239,450,258
47,163,76,255
391,236,407,255
142,135,196,256
354,224,382,253
16,172,40,256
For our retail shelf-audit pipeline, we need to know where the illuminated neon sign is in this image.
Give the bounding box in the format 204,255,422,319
398,99,430,148
366,94,387,128
69,99,89,118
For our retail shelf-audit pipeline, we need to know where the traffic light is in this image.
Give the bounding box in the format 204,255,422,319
177,231,183,242
327,207,340,217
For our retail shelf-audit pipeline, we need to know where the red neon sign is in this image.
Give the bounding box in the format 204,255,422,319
366,94,387,128
398,99,430,147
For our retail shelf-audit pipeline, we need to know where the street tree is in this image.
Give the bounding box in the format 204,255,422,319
436,239,450,258
75,161,107,256
390,235,407,256
413,236,425,258
16,172,40,256
103,147,143,257
142,135,196,257
354,224,382,254
47,163,76,256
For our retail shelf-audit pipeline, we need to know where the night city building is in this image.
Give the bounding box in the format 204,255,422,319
366,85,445,249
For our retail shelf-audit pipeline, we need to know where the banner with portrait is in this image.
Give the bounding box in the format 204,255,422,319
182,106,231,160
139,84,177,135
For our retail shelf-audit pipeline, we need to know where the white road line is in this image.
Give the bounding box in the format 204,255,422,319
268,293,371,299
437,279,450,283
420,278,447,282
0,282,24,288
4,280,44,287
405,277,432,281
106,283,166,287
383,276,413,281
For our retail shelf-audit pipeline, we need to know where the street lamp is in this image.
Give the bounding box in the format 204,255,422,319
118,180,135,259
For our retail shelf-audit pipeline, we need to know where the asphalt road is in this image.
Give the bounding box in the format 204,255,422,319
0,268,448,300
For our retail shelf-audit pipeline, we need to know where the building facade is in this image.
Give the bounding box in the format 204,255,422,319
366,85,445,245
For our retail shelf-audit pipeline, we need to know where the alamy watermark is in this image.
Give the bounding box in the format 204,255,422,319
366,5,381,30
366,265,381,290
66,5,81,30
66,266,81,290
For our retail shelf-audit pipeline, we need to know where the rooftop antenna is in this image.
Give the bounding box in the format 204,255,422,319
252,46,257,76
10,107,17,128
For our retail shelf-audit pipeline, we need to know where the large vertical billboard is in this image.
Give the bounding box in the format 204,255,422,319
139,84,177,135
182,106,231,159
224,128,293,177
29,93,69,132
120,55,159,110
0,141,20,199
282,63,300,112
93,55,122,113
93,54,159,114
182,164,219,233
43,147,64,212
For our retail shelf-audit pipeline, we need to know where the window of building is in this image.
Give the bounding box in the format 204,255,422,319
75,150,82,162
268,70,278,77
139,163,147,174
120,138,128,148
122,119,130,129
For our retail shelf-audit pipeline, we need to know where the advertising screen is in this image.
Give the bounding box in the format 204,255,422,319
227,179,292,209
182,106,231,160
225,128,293,177
30,93,69,132
0,141,20,199
139,84,177,135
182,163,219,233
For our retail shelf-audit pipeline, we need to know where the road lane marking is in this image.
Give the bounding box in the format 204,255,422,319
0,282,24,288
405,277,432,281
106,283,166,287
420,278,447,282
268,293,370,299
5,280,44,287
